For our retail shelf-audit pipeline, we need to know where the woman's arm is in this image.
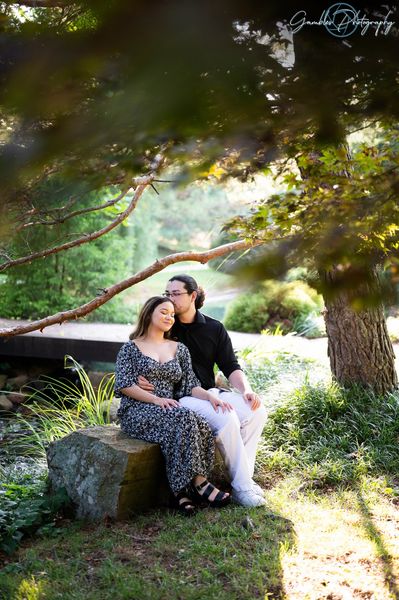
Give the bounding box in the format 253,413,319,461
120,385,179,409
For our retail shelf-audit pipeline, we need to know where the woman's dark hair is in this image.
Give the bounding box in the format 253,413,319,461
168,274,205,309
129,296,174,340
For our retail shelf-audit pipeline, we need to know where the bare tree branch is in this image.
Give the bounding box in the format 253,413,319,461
0,181,148,273
0,239,263,337
15,188,130,232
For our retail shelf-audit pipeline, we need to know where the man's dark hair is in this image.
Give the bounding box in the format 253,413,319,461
168,274,205,309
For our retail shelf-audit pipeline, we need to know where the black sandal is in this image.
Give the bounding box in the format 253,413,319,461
191,480,231,508
173,490,197,516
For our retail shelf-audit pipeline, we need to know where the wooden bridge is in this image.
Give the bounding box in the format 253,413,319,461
0,319,132,364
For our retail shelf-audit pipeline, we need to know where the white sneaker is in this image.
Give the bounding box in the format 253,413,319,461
252,482,265,497
232,489,267,508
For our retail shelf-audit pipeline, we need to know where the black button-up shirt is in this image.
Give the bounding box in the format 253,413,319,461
171,311,242,390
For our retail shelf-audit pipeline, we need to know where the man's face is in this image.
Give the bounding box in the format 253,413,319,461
165,280,195,315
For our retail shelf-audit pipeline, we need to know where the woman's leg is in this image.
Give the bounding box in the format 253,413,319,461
120,403,214,493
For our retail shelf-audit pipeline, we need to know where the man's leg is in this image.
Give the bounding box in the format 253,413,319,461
179,395,262,495
179,396,252,490
217,389,268,476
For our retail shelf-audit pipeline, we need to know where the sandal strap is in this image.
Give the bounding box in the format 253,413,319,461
196,481,215,500
175,491,195,507
195,479,209,492
213,490,228,503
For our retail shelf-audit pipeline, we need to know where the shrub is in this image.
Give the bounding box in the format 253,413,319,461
224,280,323,334
261,381,399,486
0,469,70,554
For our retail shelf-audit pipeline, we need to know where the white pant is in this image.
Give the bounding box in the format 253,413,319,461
179,389,268,492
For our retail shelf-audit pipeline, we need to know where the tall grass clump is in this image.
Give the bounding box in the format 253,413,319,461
11,356,115,459
260,381,399,486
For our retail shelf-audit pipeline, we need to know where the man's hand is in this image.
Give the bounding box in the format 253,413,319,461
243,392,262,411
153,397,180,410
138,375,155,392
208,393,233,413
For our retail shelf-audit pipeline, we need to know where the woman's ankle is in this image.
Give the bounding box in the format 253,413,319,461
193,475,206,487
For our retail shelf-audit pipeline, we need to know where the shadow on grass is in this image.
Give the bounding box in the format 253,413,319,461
355,485,399,599
0,504,295,600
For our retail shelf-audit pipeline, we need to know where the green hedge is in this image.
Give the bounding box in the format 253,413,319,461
224,280,323,334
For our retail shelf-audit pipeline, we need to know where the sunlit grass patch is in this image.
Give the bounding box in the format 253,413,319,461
268,477,399,600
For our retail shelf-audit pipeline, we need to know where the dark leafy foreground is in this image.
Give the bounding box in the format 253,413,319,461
0,472,70,555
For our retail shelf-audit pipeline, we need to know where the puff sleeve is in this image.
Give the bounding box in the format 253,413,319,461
114,342,139,397
174,343,201,400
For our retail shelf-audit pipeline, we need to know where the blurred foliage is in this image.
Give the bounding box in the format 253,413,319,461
144,181,244,253
227,127,399,300
0,1,398,196
0,1,399,311
224,279,323,334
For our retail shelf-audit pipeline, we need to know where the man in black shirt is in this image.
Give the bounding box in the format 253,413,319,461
138,274,268,508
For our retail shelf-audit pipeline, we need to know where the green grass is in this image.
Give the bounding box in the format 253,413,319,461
8,356,115,461
2,479,399,600
0,507,294,599
260,380,399,486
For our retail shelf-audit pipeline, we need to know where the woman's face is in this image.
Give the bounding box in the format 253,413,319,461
150,301,175,333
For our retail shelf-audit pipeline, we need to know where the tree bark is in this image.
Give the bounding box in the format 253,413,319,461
321,266,397,395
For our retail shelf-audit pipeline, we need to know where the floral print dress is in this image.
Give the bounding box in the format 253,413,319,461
115,341,214,493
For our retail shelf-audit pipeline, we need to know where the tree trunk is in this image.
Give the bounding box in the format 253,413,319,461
321,266,397,395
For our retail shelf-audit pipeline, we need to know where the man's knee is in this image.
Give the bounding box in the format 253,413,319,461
243,402,268,429
256,403,268,424
216,410,241,435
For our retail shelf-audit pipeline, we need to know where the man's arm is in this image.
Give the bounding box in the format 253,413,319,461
137,375,155,392
228,369,261,411
214,323,261,410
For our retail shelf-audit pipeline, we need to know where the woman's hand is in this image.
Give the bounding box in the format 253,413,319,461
152,396,180,410
208,393,233,413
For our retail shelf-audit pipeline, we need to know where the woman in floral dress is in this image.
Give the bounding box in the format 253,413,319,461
115,296,231,514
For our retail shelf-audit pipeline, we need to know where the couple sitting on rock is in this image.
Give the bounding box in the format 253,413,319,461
115,274,268,515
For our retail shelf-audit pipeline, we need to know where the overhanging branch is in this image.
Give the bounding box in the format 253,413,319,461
15,188,129,231
0,181,149,273
0,239,263,337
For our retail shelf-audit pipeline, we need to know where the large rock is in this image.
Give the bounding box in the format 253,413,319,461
6,374,30,390
0,394,14,411
47,426,169,520
99,397,120,422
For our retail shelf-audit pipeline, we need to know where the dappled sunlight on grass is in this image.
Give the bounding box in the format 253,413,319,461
266,479,399,599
